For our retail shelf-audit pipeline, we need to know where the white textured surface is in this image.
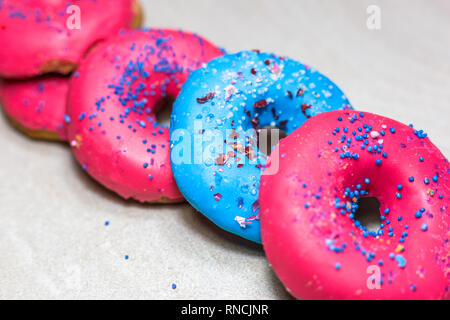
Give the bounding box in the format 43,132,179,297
0,0,449,299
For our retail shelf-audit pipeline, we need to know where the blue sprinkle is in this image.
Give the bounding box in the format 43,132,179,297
395,255,406,268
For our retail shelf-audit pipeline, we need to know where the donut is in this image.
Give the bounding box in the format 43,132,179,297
170,51,352,243
0,0,142,78
260,110,449,299
0,76,69,141
67,29,224,203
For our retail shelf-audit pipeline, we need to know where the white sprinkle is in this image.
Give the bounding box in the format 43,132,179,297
224,85,237,101
235,216,247,229
370,131,380,139
71,140,77,147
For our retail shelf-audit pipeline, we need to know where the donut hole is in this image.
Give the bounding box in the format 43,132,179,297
354,197,381,232
155,96,176,127
257,126,287,156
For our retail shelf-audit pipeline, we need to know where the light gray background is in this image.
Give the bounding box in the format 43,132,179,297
0,0,449,299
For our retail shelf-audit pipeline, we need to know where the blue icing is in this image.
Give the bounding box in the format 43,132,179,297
170,51,352,243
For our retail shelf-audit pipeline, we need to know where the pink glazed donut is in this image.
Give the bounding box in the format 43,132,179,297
67,29,224,203
0,76,69,141
0,0,142,78
260,110,449,299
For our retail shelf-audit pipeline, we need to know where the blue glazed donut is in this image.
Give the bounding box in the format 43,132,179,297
170,51,352,243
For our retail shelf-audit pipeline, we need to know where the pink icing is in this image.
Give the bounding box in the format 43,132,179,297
260,110,449,299
0,0,139,78
0,76,69,140
67,29,224,203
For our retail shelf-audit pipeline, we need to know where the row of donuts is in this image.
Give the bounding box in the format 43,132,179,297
170,51,448,299
0,1,448,299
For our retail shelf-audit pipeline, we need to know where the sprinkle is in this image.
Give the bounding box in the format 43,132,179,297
172,283,177,289
301,104,312,118
235,216,248,228
196,92,215,104
395,255,406,268
370,131,380,139
421,224,428,231
254,99,268,108
334,263,341,270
